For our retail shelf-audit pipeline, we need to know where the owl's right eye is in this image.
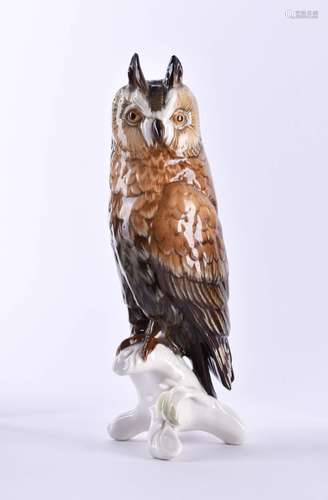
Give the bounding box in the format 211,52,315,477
125,108,143,125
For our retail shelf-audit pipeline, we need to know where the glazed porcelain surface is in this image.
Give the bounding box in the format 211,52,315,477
109,343,245,460
109,54,233,398
108,54,244,458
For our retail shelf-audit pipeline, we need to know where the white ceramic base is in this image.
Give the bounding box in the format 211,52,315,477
108,343,245,460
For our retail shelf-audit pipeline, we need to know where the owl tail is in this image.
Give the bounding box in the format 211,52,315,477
185,338,234,398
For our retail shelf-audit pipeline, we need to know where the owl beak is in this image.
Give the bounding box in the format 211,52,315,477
152,119,164,144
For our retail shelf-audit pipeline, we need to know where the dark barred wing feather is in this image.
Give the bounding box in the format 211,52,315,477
150,182,234,396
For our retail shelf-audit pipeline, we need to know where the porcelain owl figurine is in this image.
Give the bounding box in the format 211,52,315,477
109,54,233,397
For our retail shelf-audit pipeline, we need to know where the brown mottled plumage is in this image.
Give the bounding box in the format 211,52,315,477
109,54,233,396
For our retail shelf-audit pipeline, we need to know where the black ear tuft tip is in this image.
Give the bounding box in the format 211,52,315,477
129,53,140,67
170,54,182,66
128,53,148,94
164,55,183,89
128,53,140,79
171,54,183,78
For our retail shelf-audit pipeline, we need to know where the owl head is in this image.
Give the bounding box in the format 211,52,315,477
112,54,201,158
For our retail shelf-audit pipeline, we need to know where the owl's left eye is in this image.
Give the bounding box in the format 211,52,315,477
172,110,189,128
125,108,142,125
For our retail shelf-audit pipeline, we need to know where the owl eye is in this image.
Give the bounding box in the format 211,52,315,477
125,108,142,125
172,110,189,128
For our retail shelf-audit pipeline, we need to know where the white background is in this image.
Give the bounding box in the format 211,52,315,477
0,0,327,498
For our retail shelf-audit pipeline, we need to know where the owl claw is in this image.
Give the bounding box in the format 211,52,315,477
141,336,160,360
116,333,144,355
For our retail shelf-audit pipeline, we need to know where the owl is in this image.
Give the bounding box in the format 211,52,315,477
109,54,233,397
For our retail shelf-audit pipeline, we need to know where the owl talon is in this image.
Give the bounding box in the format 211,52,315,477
141,336,160,360
140,319,161,360
116,333,144,355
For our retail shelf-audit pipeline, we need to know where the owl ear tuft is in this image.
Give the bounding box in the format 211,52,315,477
128,53,148,94
164,55,183,89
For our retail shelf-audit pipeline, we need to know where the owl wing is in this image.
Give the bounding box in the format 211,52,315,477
149,181,233,391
